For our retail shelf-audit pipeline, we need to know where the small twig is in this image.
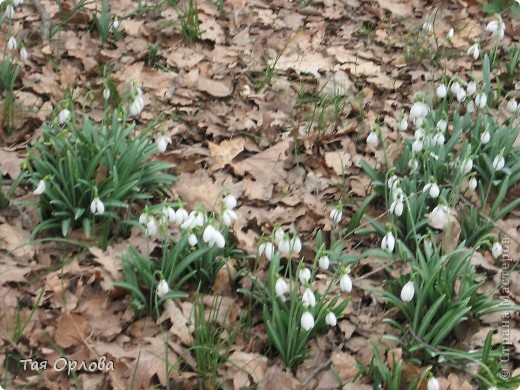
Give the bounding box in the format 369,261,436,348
32,0,51,46
302,356,333,386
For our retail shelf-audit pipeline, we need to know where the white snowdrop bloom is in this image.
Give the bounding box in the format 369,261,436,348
175,208,189,225
278,237,291,255
447,28,454,41
290,236,302,254
224,194,237,210
433,132,445,146
188,233,198,246
430,152,439,160
4,5,14,18
302,288,316,308
390,197,404,217
492,242,503,259
330,208,342,224
191,210,206,227
475,93,487,109
486,19,505,40
423,182,440,198
423,135,435,149
203,225,217,244
467,81,477,95
413,116,424,128
112,18,120,31
466,99,475,113
33,179,46,195
7,36,17,50
422,21,433,32
388,175,399,190
90,197,105,215
409,159,419,172
162,206,176,223
301,311,315,331
480,130,491,144
180,216,195,230
259,242,275,261
467,43,480,60
157,279,169,298
398,117,408,131
156,136,171,153
129,95,144,117
429,204,451,230
318,255,330,271
222,208,238,226
58,109,71,124
412,138,423,153
436,120,447,133
469,177,478,190
410,102,429,120
298,267,311,285
203,225,225,248
492,154,505,171
139,211,150,225
274,227,285,243
450,82,461,95
400,281,415,302
325,312,337,327
381,231,395,253
461,158,473,174
103,88,110,100
367,131,378,145
427,377,440,390
146,218,158,236
20,46,28,62
13,0,23,6
457,88,467,102
275,278,289,299
340,274,353,293
436,84,447,99
507,99,518,114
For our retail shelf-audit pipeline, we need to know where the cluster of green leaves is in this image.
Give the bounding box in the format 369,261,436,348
25,109,176,246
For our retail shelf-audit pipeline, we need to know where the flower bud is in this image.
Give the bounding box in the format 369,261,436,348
301,311,315,331
400,281,415,302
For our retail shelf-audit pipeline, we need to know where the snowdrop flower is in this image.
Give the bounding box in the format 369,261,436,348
436,84,447,99
90,197,105,215
222,208,238,226
427,377,440,390
409,158,419,172
381,230,395,253
480,130,491,144
157,279,169,298
112,17,120,31
58,109,71,124
436,120,447,133
129,95,144,117
274,227,285,243
450,81,461,95
290,236,302,254
156,135,171,153
175,207,189,225
467,81,477,95
340,273,352,293
224,194,237,210
188,233,198,246
4,5,15,18
20,46,28,62
433,132,445,146
275,277,289,299
330,208,342,224
447,28,454,40
467,43,480,60
301,311,315,331
318,255,330,271
103,88,110,100
423,181,440,198
507,99,518,114
145,218,158,236
410,102,429,121
161,206,176,223
400,281,415,302
259,242,275,261
367,131,378,145
457,88,467,103
492,242,503,259
203,225,225,248
397,117,408,131
325,312,337,327
7,36,17,50
461,158,473,174
389,194,404,217
388,174,399,191
466,99,475,113
429,204,451,230
469,177,478,190
422,21,433,32
298,267,311,285
302,288,316,308
13,0,24,6
33,179,46,195
278,237,291,255
492,154,505,172
475,93,487,109
412,138,423,153
486,19,505,40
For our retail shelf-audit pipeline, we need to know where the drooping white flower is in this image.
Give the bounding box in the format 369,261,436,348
436,84,447,99
397,117,408,131
325,312,337,327
422,21,433,32
461,158,473,174
129,95,144,117
20,46,28,62
340,274,352,293
301,311,315,331
433,132,445,146
409,158,419,172
302,288,316,308
58,109,71,124
103,88,110,100
162,206,176,223
486,19,505,40
367,131,378,145
506,99,518,114
467,81,477,95
222,209,238,226
90,197,105,215
274,227,285,243
33,179,46,195
330,208,342,224
480,130,491,144
457,88,467,103
224,194,237,210
275,278,289,299
156,135,171,153
4,5,15,18
400,281,415,302
7,36,17,50
447,28,454,41
157,279,169,298
298,267,311,285
467,43,480,60
410,102,429,120
466,99,475,113
278,238,291,255
112,17,120,31
381,231,396,253
259,242,275,261
175,208,189,225
203,225,225,248
290,236,302,254
318,255,330,271
146,218,158,236
387,175,399,190
469,177,478,190
389,197,404,217
423,182,440,198
428,204,451,230
492,242,503,259
436,120,447,133
188,233,198,246
450,81,461,95
427,377,440,390
475,93,487,109
492,154,505,171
